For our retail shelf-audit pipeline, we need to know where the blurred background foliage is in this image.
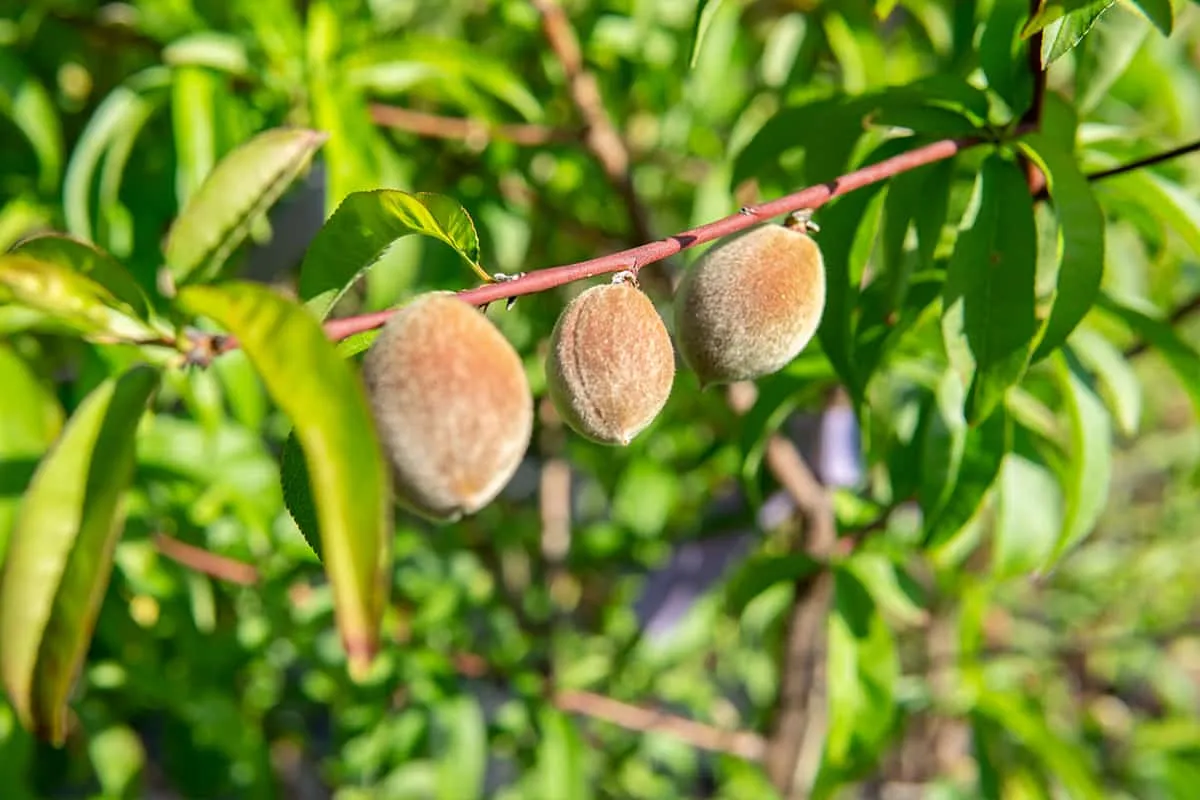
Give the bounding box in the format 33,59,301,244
2,0,1200,798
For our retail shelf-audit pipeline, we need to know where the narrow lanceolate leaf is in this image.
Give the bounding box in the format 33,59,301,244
165,128,328,285
11,234,153,323
0,345,64,561
298,189,486,320
1046,355,1111,566
1097,293,1200,416
0,365,159,744
535,708,592,800
1040,1,1117,66
942,154,1038,424
435,696,487,800
1068,327,1141,436
62,68,170,245
0,50,63,194
177,282,390,678
992,454,1062,579
1127,0,1173,36
924,404,1010,553
687,0,733,69
1019,133,1105,362
0,254,157,342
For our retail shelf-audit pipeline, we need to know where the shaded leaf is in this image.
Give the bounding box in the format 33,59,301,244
1127,0,1173,36
0,365,159,743
924,404,1010,552
298,190,486,320
941,154,1038,423
1102,171,1200,255
177,282,390,678
0,50,63,194
165,128,328,285
981,0,1035,114
1020,132,1105,361
63,68,170,246
279,431,321,559
724,553,823,616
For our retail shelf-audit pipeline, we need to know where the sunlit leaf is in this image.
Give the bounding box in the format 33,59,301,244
1096,293,1200,417
534,708,591,800
171,66,220,206
942,154,1039,423
688,0,733,69
1045,355,1111,566
162,32,251,75
10,234,153,323
992,454,1061,578
1020,132,1105,361
1068,327,1141,436
924,405,1010,553
434,696,486,800
178,282,390,678
1040,1,1117,65
0,254,158,342
0,365,159,743
165,128,328,285
1023,0,1115,37
298,189,486,320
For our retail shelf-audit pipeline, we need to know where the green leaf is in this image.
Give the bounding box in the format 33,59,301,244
1067,327,1141,436
346,37,542,122
0,365,159,744
842,552,928,628
1019,133,1105,361
1073,4,1151,113
941,154,1039,424
1102,171,1200,255
164,128,328,286
924,405,1010,553
279,431,321,559
298,190,486,320
534,708,591,800
177,282,390,678
171,66,220,206
975,691,1106,799
62,68,170,246
435,696,486,800
88,725,145,797
992,454,1061,578
1040,1,1117,65
0,50,63,194
823,569,898,771
0,254,158,342
0,345,63,561
10,234,153,324
1126,0,1172,35
688,0,733,69
981,0,1035,115
162,32,252,75
1045,355,1111,566
724,553,823,616
1023,0,1115,37
1097,293,1200,417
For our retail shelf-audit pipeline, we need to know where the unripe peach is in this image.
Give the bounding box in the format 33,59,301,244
361,293,533,521
673,222,825,386
546,280,675,445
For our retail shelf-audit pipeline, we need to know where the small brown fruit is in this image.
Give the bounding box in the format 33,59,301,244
361,293,533,521
546,280,675,445
673,222,825,386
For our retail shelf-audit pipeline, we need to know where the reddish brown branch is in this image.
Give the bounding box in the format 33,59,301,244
369,104,575,147
154,533,259,585
528,0,661,268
